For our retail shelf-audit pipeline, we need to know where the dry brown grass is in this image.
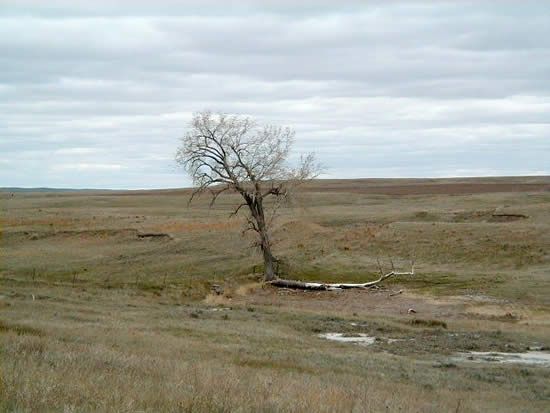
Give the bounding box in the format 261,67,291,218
2,284,549,413
1,177,549,412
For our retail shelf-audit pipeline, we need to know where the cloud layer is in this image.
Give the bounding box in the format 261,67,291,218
1,1,549,188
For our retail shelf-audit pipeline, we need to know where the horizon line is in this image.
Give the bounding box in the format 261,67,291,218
2,174,549,192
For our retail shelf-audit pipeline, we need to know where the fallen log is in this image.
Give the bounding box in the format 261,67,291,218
267,264,415,291
137,232,173,240
489,213,528,222
269,279,329,290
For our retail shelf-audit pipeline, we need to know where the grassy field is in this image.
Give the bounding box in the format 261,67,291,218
1,177,549,412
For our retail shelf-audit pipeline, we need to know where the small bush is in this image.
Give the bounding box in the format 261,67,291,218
409,319,447,329
0,321,44,336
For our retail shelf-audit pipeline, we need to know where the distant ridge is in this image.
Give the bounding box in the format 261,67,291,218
1,176,548,194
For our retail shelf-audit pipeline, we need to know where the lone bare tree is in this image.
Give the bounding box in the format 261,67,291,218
176,111,318,281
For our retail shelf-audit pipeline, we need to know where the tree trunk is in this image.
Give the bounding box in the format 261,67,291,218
249,196,277,282
257,210,276,281
262,245,276,281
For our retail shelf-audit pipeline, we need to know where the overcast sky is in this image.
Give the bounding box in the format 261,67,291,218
1,0,549,189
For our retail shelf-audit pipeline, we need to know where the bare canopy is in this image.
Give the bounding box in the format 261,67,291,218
176,111,318,281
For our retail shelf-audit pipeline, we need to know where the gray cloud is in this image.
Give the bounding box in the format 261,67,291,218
1,0,549,188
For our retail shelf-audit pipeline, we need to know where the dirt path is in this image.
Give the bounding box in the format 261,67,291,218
234,285,545,327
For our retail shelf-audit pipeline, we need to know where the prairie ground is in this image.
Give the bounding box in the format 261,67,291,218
1,177,549,412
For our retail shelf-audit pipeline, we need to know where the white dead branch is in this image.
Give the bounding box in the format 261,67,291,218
268,260,415,291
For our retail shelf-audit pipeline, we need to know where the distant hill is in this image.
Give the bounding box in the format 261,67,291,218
1,176,548,194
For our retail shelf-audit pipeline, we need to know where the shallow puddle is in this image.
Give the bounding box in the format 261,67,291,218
453,351,550,367
319,333,376,345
